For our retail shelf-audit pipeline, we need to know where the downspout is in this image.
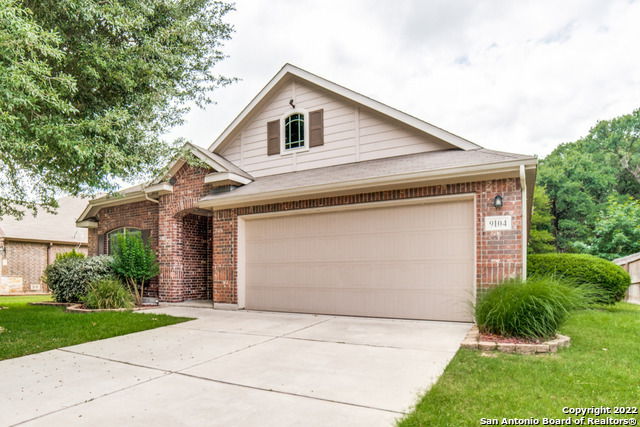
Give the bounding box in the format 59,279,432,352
520,165,527,280
0,237,4,291
144,193,160,204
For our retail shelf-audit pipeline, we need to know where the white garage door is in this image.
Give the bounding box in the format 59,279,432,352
242,198,475,321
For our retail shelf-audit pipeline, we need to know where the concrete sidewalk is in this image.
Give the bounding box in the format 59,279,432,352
1,307,470,426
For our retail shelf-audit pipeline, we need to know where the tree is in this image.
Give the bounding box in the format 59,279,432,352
528,185,555,254
583,195,640,261
587,108,640,188
537,139,616,252
111,233,158,304
1,0,234,219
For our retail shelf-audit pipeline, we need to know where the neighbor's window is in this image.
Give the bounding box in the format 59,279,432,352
107,227,142,254
284,113,305,150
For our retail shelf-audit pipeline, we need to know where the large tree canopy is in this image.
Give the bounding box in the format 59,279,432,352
0,0,234,218
587,108,640,188
535,107,640,257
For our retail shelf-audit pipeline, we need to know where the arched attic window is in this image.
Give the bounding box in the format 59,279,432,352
284,113,305,150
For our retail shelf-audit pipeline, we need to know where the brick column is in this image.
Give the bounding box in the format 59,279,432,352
212,209,237,303
158,205,184,302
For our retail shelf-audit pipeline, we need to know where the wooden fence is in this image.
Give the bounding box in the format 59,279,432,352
613,253,640,304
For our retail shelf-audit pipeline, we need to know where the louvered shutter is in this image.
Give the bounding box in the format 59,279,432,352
267,120,280,155
141,229,151,247
309,109,324,147
97,234,105,255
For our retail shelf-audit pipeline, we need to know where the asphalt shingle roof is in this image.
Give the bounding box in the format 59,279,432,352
199,148,536,203
0,196,89,244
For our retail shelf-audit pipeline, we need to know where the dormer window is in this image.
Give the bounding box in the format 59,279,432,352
284,113,305,150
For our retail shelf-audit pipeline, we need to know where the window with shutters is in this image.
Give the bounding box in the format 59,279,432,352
267,108,323,156
107,227,142,255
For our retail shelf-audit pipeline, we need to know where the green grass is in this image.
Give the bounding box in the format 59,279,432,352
0,295,191,360
399,303,640,426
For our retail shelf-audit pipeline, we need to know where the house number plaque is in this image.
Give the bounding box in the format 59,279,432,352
484,215,512,231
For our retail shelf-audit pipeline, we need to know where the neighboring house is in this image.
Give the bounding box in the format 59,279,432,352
77,64,537,322
0,196,88,294
613,253,640,304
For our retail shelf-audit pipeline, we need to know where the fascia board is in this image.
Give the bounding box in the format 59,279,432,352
76,192,148,223
4,237,88,245
144,182,173,195
204,172,253,186
75,219,98,229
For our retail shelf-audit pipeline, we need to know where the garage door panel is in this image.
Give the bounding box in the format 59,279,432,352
244,199,475,321
248,288,472,322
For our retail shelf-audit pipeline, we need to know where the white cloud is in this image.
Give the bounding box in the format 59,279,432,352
166,0,640,158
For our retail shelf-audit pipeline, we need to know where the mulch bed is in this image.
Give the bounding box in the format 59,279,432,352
28,301,163,312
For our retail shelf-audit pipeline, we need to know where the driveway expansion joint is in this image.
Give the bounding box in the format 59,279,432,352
176,371,406,416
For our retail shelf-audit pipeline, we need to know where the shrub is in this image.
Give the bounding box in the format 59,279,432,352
111,234,159,304
528,253,631,304
475,275,594,339
55,248,85,262
43,256,115,303
82,278,135,309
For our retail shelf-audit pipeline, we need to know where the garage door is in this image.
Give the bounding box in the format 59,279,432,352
243,198,475,321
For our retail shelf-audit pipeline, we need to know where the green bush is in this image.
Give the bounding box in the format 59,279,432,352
475,276,594,339
55,248,85,262
112,234,159,304
82,278,135,309
528,253,631,304
43,256,115,303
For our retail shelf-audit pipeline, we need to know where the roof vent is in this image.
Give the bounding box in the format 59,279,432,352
210,185,238,195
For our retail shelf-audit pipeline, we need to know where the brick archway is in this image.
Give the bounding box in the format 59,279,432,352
156,164,214,302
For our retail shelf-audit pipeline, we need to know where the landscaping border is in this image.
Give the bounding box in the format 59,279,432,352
28,301,167,313
461,325,571,354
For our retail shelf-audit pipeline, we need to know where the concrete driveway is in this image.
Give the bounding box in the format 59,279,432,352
1,307,471,426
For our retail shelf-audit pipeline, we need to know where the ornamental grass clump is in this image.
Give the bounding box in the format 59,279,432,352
474,275,595,339
82,278,135,310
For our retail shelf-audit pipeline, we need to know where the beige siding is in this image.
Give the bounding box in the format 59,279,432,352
242,198,475,321
220,136,241,166
215,80,451,178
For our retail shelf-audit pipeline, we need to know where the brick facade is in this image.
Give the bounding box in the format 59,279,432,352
90,200,161,297
89,164,214,301
212,178,523,304
87,164,524,304
0,240,87,294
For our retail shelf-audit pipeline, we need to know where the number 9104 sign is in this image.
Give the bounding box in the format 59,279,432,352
485,216,512,231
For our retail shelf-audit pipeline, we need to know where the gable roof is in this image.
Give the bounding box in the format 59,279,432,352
152,142,253,185
0,196,88,245
209,64,480,153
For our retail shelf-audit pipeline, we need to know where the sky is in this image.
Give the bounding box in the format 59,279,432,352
166,0,640,159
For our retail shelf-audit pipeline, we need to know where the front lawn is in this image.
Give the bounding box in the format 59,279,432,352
0,295,191,360
399,303,640,426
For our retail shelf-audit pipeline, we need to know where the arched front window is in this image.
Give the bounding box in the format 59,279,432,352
284,113,305,150
107,227,142,254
